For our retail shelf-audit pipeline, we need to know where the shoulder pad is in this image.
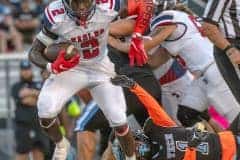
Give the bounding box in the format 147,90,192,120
150,11,175,31
43,0,66,30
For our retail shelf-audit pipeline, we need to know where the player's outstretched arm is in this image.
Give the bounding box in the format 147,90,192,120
113,0,153,66
28,39,48,69
111,75,176,127
109,21,176,52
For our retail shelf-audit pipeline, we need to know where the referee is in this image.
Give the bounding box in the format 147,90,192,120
202,0,240,104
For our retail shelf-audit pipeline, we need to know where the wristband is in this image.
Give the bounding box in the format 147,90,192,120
223,44,234,53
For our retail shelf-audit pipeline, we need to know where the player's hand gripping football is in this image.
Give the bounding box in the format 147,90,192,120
111,75,136,88
47,49,80,74
129,33,148,66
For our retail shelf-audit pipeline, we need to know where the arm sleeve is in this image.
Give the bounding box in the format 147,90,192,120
130,84,176,127
127,0,153,34
203,0,229,25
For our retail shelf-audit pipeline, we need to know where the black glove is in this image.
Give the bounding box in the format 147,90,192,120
111,75,136,88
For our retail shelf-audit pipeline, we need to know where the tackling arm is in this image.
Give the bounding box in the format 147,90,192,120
111,75,176,127
108,24,176,53
130,83,176,127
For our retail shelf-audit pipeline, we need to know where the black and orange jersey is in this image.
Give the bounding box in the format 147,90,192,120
130,83,176,127
129,83,238,160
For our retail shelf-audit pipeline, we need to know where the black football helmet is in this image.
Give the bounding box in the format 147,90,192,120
62,0,96,23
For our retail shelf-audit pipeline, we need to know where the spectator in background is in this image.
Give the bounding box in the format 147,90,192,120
34,0,47,17
11,60,50,160
13,0,40,43
0,4,23,53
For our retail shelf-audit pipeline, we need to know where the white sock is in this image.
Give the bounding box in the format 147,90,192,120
126,154,136,160
56,137,66,148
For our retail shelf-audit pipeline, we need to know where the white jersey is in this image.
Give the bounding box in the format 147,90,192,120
153,58,174,81
150,10,214,72
37,0,120,64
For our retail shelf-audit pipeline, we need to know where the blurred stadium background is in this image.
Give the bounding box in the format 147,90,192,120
0,0,207,159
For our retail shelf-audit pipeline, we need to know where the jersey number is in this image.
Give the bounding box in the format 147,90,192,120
51,8,64,17
81,39,100,59
188,16,205,36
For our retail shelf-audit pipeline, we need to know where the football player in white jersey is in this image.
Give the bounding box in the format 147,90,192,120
28,0,154,160
108,32,193,125
149,47,194,124
108,0,240,129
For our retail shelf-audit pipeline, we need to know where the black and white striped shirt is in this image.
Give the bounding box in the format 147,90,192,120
203,0,240,39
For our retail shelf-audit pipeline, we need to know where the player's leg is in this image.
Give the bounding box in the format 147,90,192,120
108,45,162,126
125,73,162,126
177,79,209,127
205,63,240,123
162,71,193,124
214,47,240,104
37,70,89,159
31,148,44,160
77,131,97,160
75,89,98,160
75,99,112,160
101,142,116,160
90,82,136,160
161,74,191,125
16,154,29,160
75,101,100,160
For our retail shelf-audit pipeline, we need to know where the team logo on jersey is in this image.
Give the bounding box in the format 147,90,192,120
176,141,209,155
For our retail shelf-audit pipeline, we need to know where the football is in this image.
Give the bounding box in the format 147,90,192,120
43,42,79,62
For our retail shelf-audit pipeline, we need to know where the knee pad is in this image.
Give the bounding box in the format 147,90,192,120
39,118,57,129
177,105,209,127
114,124,129,137
37,94,62,118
